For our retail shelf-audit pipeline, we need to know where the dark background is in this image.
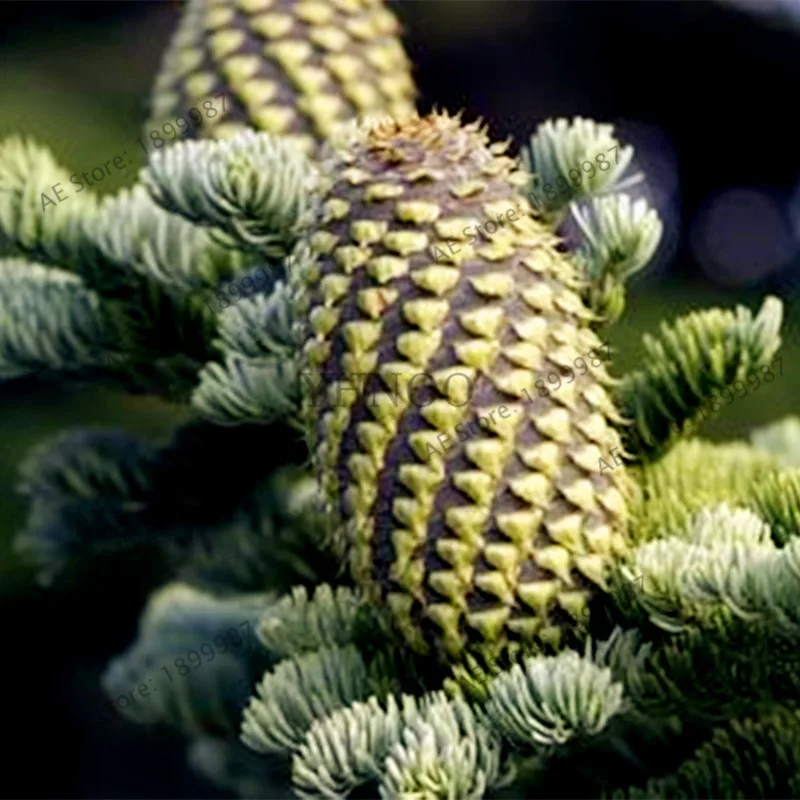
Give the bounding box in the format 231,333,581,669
1,0,799,796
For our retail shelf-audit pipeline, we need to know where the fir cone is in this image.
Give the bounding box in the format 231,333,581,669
146,0,417,154
298,112,632,662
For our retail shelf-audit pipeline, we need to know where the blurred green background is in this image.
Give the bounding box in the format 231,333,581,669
2,0,800,796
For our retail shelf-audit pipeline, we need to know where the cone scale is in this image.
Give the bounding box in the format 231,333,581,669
299,113,631,662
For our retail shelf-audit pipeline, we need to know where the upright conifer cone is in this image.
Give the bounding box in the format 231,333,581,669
298,113,632,662
146,0,417,153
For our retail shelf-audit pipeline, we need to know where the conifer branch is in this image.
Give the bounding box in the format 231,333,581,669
143,131,319,259
15,422,323,591
612,620,800,724
380,695,507,800
522,117,635,218
90,184,258,293
630,439,780,546
613,708,800,798
102,582,271,736
571,194,663,323
620,504,780,633
14,428,159,584
0,137,103,270
258,584,365,661
291,693,428,799
484,650,625,750
0,139,223,398
617,296,783,460
241,644,398,756
192,284,301,424
749,468,800,546
0,258,110,379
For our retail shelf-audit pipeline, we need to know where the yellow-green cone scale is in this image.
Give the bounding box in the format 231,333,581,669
147,0,417,153
299,113,632,662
